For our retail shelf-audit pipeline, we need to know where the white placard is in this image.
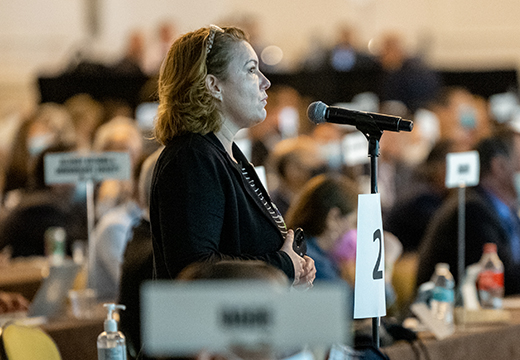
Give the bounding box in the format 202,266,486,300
44,152,131,184
354,193,386,319
445,151,480,188
342,132,369,166
141,281,351,357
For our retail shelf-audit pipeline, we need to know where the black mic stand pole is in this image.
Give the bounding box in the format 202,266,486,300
356,120,384,348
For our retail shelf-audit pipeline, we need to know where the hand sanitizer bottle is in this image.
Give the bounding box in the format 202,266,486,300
97,304,127,360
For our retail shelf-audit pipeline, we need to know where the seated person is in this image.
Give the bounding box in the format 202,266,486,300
416,131,520,295
266,135,328,217
285,173,358,282
0,144,86,258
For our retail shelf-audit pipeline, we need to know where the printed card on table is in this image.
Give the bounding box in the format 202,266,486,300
354,193,386,319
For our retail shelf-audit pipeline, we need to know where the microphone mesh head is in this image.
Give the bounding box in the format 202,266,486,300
307,101,327,124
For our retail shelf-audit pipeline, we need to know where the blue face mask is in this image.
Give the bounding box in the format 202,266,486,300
458,104,477,129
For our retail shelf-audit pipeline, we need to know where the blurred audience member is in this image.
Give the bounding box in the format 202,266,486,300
384,139,456,254
267,135,328,216
92,116,144,220
416,132,520,295
64,93,105,151
177,259,289,285
0,144,85,258
376,31,441,113
114,30,146,75
0,291,29,314
377,130,415,214
118,147,161,360
285,173,357,283
329,24,378,72
431,86,492,151
310,122,350,173
88,155,144,301
4,103,76,199
143,21,177,76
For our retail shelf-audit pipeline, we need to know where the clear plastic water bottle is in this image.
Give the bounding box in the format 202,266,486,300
430,263,455,328
477,243,504,309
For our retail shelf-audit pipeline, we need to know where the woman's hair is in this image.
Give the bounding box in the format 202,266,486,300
285,174,358,237
154,25,248,145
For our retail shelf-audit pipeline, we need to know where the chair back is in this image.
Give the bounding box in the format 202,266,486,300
0,323,62,360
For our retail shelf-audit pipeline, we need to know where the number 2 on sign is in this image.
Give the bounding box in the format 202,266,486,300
372,229,383,280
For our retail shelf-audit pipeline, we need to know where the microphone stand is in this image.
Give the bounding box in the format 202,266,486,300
357,120,384,348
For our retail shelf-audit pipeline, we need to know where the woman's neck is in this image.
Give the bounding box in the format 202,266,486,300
215,121,239,162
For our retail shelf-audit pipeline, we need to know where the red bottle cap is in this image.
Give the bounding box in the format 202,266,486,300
483,242,497,253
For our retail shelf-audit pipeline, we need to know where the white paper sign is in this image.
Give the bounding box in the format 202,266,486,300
354,193,386,319
44,151,131,184
141,281,351,357
445,151,480,188
342,132,369,166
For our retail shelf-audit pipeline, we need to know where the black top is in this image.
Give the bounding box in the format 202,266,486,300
150,132,294,280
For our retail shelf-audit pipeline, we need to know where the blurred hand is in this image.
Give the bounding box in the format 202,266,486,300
0,291,29,314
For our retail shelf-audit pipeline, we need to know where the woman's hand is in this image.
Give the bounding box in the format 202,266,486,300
281,229,316,287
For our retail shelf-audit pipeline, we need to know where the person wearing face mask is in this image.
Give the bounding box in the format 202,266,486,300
266,135,328,217
150,25,315,286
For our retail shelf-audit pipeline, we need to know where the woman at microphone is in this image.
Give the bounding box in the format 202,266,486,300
150,25,315,286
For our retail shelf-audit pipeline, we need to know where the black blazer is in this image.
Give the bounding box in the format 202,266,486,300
150,132,294,280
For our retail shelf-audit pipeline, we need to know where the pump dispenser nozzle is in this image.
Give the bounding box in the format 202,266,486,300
103,303,126,333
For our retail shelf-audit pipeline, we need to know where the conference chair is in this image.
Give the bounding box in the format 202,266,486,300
0,322,62,360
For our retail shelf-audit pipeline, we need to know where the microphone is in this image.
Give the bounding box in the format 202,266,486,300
307,101,413,132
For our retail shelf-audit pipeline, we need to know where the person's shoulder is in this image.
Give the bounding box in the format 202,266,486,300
161,133,222,159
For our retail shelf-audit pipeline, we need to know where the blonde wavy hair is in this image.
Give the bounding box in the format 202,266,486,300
154,25,248,146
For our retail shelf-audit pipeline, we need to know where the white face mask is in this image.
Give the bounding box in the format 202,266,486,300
319,141,343,170
28,133,54,157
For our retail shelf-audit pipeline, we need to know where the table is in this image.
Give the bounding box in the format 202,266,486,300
0,258,47,301
382,306,520,360
44,317,104,360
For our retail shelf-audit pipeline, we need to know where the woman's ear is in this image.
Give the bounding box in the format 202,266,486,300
205,74,222,101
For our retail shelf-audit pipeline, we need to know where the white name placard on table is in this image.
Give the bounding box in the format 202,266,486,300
141,280,351,357
44,151,131,184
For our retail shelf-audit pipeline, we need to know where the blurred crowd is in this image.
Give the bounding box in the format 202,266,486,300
1,17,520,358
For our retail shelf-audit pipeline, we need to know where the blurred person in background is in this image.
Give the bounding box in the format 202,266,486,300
430,86,492,151
266,135,328,217
118,147,161,360
92,116,144,220
384,139,457,254
3,103,76,203
285,173,358,283
113,30,147,76
88,153,144,302
376,31,441,113
143,21,177,76
416,131,520,295
0,143,86,258
151,25,315,285
64,93,105,151
328,24,379,72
